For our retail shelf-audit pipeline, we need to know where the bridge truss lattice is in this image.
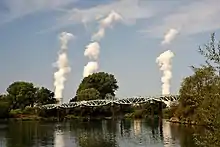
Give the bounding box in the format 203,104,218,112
40,95,179,110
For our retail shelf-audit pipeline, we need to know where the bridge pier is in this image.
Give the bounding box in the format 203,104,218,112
111,103,115,119
56,108,65,121
65,108,69,115
158,102,163,120
151,104,154,119
56,108,60,121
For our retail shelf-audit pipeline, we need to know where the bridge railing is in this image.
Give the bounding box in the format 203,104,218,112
39,95,179,110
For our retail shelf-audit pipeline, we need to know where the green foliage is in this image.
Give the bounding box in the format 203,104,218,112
5,81,56,109
22,106,37,115
194,127,220,147
77,88,101,101
0,81,57,118
175,33,220,130
76,72,119,99
176,66,220,123
0,95,10,118
9,109,23,117
7,81,37,109
35,87,57,105
198,33,220,74
175,38,220,147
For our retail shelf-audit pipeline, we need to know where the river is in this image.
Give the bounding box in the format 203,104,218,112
0,119,197,147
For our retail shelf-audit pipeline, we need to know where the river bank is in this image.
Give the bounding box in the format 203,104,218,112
169,117,198,125
2,113,161,122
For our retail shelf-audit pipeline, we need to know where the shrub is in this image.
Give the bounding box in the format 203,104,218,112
22,106,37,115
9,109,23,117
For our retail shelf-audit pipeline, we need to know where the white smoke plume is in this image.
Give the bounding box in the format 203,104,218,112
156,50,174,95
92,10,122,41
84,42,100,60
54,32,73,104
161,28,179,45
83,10,122,77
83,61,99,78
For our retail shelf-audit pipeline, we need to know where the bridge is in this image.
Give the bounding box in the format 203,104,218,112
40,95,179,110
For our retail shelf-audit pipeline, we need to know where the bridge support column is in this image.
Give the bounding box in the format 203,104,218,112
158,102,163,120
151,104,154,119
56,108,60,121
111,103,115,119
65,108,69,118
80,106,83,117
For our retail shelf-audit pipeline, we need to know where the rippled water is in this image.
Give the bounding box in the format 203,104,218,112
0,119,197,147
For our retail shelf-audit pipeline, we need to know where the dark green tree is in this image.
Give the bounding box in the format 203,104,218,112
76,72,119,99
5,81,57,109
0,94,10,118
77,88,101,101
6,81,37,110
35,87,57,105
176,66,220,121
69,96,77,102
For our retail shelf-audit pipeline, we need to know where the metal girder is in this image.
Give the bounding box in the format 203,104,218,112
40,95,179,110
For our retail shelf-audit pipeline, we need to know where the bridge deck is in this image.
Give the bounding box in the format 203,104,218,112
40,95,179,110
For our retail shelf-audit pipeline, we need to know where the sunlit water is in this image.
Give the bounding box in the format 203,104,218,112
0,119,197,147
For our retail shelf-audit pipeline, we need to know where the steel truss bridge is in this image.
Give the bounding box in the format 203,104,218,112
40,95,179,110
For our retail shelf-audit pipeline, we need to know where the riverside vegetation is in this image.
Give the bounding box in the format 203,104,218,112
166,33,220,147
0,72,165,121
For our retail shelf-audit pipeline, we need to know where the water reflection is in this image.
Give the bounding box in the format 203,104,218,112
162,120,173,147
133,119,141,136
0,119,203,147
54,126,64,147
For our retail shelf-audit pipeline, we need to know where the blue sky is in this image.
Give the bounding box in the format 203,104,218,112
0,0,220,102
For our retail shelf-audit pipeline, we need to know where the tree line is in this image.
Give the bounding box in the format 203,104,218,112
0,71,165,119
169,33,220,147
0,72,119,118
0,81,57,118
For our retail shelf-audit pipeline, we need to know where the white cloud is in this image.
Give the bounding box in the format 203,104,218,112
67,0,154,25
38,0,160,33
141,0,220,38
0,0,78,24
161,28,179,45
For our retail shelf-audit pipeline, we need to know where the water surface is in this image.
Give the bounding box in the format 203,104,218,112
0,119,197,147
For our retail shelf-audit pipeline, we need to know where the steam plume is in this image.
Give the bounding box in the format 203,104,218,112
83,10,122,77
83,61,99,78
156,50,174,95
161,28,179,45
54,32,73,104
84,42,100,60
92,10,122,41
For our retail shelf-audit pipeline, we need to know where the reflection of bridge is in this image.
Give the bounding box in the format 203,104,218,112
40,95,179,110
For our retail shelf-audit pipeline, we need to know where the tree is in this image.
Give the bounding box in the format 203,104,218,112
77,88,101,101
198,33,220,75
176,66,219,120
175,65,220,129
69,96,77,102
76,72,119,99
0,94,10,118
175,33,220,125
6,81,37,110
5,81,57,109
35,87,57,105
